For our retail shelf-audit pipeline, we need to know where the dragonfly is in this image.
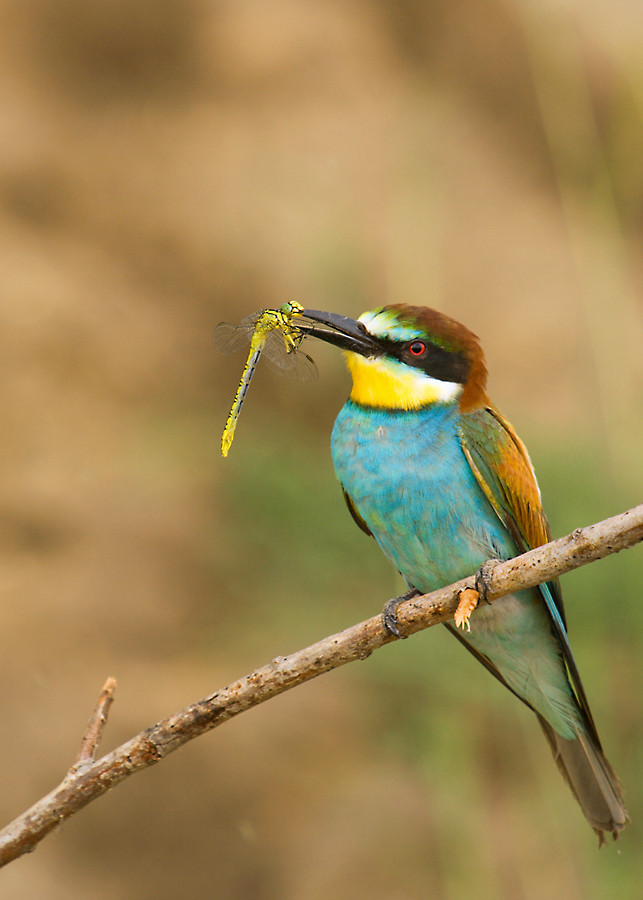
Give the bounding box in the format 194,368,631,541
213,301,317,456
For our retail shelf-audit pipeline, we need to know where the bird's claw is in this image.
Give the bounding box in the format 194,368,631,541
475,558,499,605
382,588,420,638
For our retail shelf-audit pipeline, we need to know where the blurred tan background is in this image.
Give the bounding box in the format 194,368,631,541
0,1,642,897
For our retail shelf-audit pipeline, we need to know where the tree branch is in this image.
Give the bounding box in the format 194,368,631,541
1,504,641,866
74,677,117,765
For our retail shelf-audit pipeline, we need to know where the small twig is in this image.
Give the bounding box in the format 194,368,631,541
0,504,640,867
74,677,117,765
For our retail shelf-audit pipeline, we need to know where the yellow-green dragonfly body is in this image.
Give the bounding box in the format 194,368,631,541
214,302,316,456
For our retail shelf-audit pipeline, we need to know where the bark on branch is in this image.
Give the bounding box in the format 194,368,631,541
1,504,641,867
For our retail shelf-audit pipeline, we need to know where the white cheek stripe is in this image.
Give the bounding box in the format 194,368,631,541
421,374,462,403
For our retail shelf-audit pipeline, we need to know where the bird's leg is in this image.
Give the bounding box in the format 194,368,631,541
382,587,421,638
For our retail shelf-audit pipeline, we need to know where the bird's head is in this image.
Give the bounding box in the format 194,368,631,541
299,304,489,412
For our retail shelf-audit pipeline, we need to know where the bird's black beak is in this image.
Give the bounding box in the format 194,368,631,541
296,309,382,357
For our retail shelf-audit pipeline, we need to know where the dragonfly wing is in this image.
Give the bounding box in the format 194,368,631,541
284,349,318,382
212,313,261,354
259,330,318,382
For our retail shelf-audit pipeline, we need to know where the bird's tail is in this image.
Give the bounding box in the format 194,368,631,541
537,715,629,845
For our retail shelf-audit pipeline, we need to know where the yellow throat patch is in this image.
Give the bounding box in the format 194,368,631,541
345,352,462,409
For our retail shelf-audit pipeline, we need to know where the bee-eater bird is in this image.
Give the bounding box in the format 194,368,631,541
297,304,628,844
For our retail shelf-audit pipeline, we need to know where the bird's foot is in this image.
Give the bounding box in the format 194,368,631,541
475,559,499,605
382,588,421,638
453,559,500,631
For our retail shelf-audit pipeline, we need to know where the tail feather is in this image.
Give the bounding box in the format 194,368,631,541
537,715,629,845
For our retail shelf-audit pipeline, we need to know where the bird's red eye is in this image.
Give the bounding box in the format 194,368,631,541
408,341,426,356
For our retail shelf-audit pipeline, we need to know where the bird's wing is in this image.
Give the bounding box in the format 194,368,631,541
458,406,600,742
342,489,373,536
459,407,552,563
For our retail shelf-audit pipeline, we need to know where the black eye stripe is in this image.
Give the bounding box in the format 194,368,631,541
374,336,470,384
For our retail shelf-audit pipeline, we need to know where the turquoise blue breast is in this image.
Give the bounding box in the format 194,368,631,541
331,401,516,593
